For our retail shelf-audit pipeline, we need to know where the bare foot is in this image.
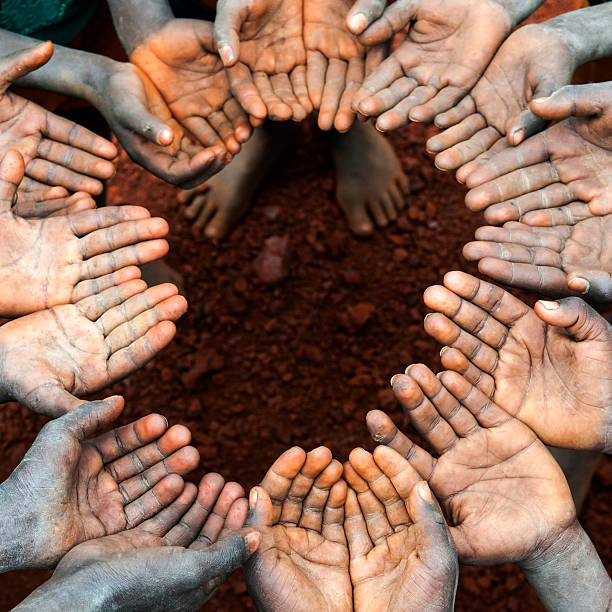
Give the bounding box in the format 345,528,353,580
179,123,293,239
331,121,409,235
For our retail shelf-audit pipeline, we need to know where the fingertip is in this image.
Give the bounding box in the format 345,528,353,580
347,13,368,35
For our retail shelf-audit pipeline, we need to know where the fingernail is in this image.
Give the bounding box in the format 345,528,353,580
390,374,401,386
245,531,260,556
219,45,235,66
11,192,17,207
348,13,368,33
511,128,525,144
538,300,560,310
531,96,551,104
158,127,173,146
440,346,449,357
249,487,258,510
417,481,433,503
567,277,589,294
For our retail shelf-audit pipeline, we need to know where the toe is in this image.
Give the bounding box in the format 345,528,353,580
204,210,232,240
368,199,388,227
194,199,217,233
381,193,398,221
345,203,374,236
184,192,209,220
397,172,410,195
389,182,405,211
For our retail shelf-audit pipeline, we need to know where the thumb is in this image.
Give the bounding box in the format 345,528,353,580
530,84,604,121
346,0,387,35
118,101,174,147
190,19,216,54
408,481,458,576
214,0,245,66
0,41,53,94
534,297,611,342
245,486,274,529
56,396,125,440
566,270,612,303
0,150,24,214
196,528,260,584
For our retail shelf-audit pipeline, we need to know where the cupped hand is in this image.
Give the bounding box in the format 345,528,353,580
0,397,200,569
0,276,187,416
344,446,458,612
463,218,612,300
244,446,352,612
214,0,310,121
352,0,514,130
0,150,169,317
0,42,117,195
131,19,251,156
94,61,225,188
426,23,574,171
15,473,259,610
460,83,612,223
422,271,612,452
368,364,576,565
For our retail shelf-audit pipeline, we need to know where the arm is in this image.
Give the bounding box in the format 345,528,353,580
520,522,612,612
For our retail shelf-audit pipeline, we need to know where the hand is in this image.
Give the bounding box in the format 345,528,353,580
460,83,612,224
12,189,95,219
0,150,169,316
0,397,200,570
0,276,187,416
93,60,225,188
367,364,576,565
344,446,458,612
244,446,352,612
0,42,116,195
214,0,311,121
422,271,612,452
463,218,612,300
352,0,514,129
426,23,575,171
130,19,252,156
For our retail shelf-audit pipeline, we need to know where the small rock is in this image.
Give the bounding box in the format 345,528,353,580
347,302,375,328
393,248,409,262
301,344,324,363
341,268,361,284
262,205,281,221
181,349,225,391
253,235,290,284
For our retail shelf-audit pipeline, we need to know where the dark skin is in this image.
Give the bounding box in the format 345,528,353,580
351,0,527,129
12,190,96,220
0,276,187,416
369,366,576,565
344,446,458,612
244,446,352,612
14,474,260,611
463,218,612,300
462,82,612,228
0,397,200,571
422,271,612,452
0,43,116,195
0,150,170,317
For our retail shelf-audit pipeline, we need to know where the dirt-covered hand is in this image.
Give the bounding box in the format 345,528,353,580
244,446,352,612
344,446,458,612
0,397,200,570
0,42,116,195
422,271,612,451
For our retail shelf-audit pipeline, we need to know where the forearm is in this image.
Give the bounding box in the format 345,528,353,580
495,0,546,26
520,521,612,612
107,0,174,55
541,3,612,66
0,483,36,572
0,29,114,104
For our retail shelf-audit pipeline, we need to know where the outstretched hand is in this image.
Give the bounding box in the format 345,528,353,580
422,271,612,452
14,472,259,610
0,397,200,570
368,363,576,565
244,446,352,612
0,42,117,195
344,446,458,612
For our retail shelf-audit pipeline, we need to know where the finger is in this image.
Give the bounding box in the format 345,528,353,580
530,84,605,121
439,370,511,428
36,139,116,180
213,1,245,66
53,396,124,440
20,384,87,417
440,347,496,398
0,149,24,214
0,41,53,93
318,59,348,131
298,459,343,532
534,296,612,339
197,481,246,546
226,63,268,120
349,446,411,528
565,271,612,303
322,480,348,544
15,191,94,219
306,50,328,110
226,497,249,530
375,84,438,131
522,201,593,227
359,2,417,46
410,86,466,124
372,445,422,503
473,223,565,250
63,205,152,235
76,279,148,321
223,97,252,145
116,99,174,147
290,65,314,116
182,115,227,152
345,454,393,543
280,446,333,525
253,72,292,121
365,409,435,478
434,95,477,129
355,77,418,117
434,127,503,171
71,266,142,303
136,482,198,537
390,370,460,452
334,57,364,133
347,0,387,35
270,73,307,122
100,421,191,475
259,447,307,524
124,473,186,528
426,114,487,154
344,488,372,559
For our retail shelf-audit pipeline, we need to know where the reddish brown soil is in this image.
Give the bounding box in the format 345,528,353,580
0,116,610,610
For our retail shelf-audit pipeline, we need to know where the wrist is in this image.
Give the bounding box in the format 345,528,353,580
493,0,546,27
0,480,37,572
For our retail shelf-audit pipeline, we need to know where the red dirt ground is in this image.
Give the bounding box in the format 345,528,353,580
0,116,610,610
